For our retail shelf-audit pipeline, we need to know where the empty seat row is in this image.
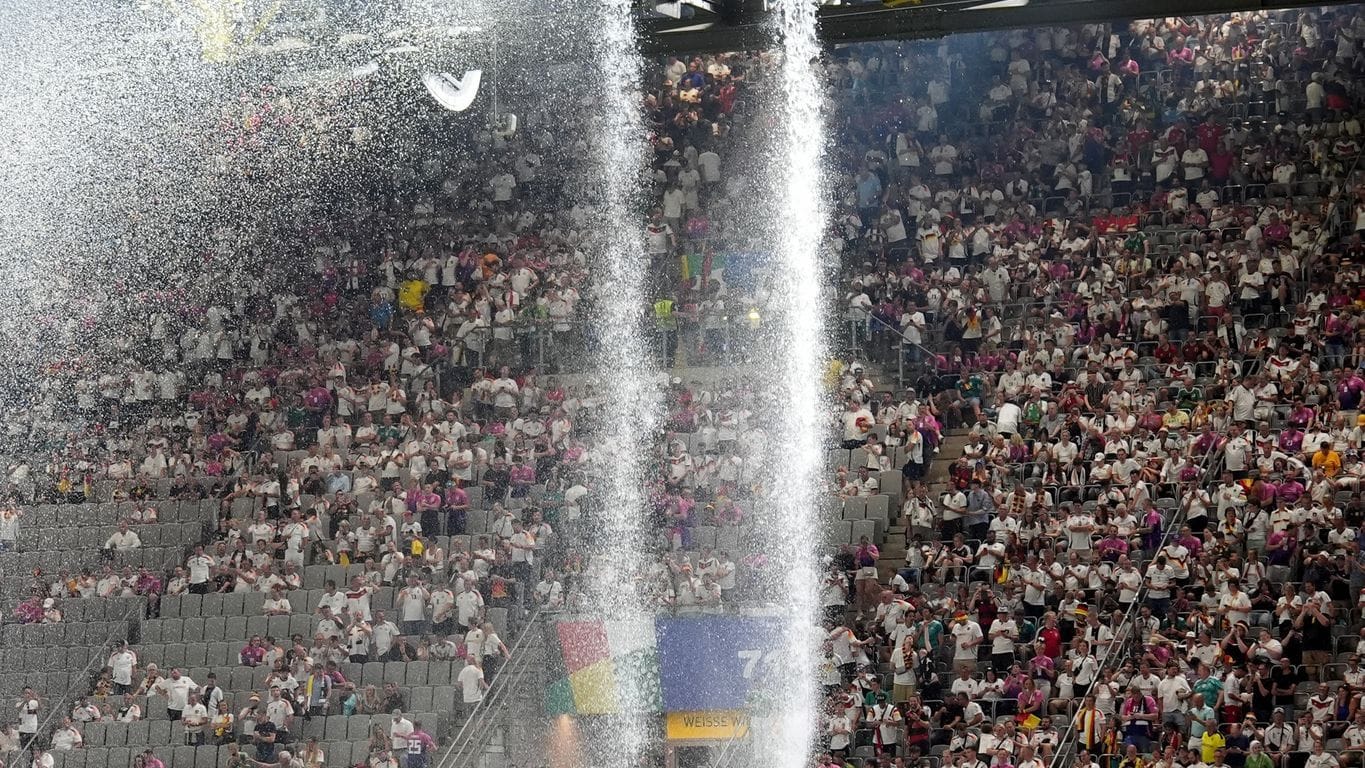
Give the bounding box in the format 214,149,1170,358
142,614,317,645
0,545,184,571
21,501,213,528
0,644,109,672
824,519,879,546
0,671,83,697
2,619,132,648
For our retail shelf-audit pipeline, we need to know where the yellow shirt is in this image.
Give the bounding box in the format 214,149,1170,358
1312,449,1342,478
1201,730,1226,763
398,280,428,312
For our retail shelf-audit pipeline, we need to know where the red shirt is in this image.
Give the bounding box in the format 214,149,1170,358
1209,149,1235,180
1039,625,1062,658
1164,126,1188,152
240,645,265,665
1195,123,1224,154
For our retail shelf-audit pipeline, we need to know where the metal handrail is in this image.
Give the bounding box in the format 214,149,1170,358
1045,442,1225,768
1303,147,1363,280
433,608,545,768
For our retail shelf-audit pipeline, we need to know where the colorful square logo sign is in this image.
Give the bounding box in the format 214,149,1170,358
546,615,785,716
548,619,660,715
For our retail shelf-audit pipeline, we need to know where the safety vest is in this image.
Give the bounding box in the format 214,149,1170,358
654,299,676,330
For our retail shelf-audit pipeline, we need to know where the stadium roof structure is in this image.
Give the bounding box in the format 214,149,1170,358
636,0,1361,54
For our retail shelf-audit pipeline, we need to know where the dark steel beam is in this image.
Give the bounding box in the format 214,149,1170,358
637,0,1358,55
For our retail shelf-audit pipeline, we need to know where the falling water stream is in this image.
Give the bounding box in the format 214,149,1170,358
753,1,829,766
581,1,664,766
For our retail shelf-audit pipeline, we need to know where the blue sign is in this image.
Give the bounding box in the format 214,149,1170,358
655,616,786,712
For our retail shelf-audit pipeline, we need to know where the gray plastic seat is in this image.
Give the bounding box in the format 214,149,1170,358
204,617,226,641
427,662,451,687
200,593,223,616
219,593,244,616
158,622,182,646
288,614,312,637
182,618,206,642
405,661,428,687
433,686,456,714
347,716,371,740
225,617,247,639
326,742,352,766
179,594,203,617
410,686,434,711
184,643,207,668
163,644,187,669
127,720,150,745
208,642,233,667
362,663,384,686
266,616,289,638
324,716,348,741
229,667,254,692
242,593,266,615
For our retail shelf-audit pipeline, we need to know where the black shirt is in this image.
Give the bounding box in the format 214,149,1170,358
938,701,965,728
482,468,510,500
1270,665,1300,706
254,721,277,743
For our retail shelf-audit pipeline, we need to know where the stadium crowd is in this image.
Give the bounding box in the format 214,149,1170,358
808,7,1365,768
0,5,1362,768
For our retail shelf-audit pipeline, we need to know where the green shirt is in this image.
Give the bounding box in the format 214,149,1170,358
1176,386,1203,408
1193,676,1222,707
958,376,984,400
913,619,943,651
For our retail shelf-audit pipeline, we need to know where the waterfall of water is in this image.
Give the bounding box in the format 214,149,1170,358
754,1,830,765
582,0,663,765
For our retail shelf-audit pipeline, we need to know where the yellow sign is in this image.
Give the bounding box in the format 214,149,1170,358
665,711,750,741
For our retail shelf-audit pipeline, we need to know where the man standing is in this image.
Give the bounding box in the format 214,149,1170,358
403,720,439,768
396,576,430,637
108,640,138,695
186,545,215,595
264,686,294,746
1120,685,1158,753
457,659,488,714
152,668,197,721
951,611,984,673
182,693,209,746
303,664,331,720
389,710,414,756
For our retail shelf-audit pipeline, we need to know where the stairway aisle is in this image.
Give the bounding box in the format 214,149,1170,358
875,428,971,583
